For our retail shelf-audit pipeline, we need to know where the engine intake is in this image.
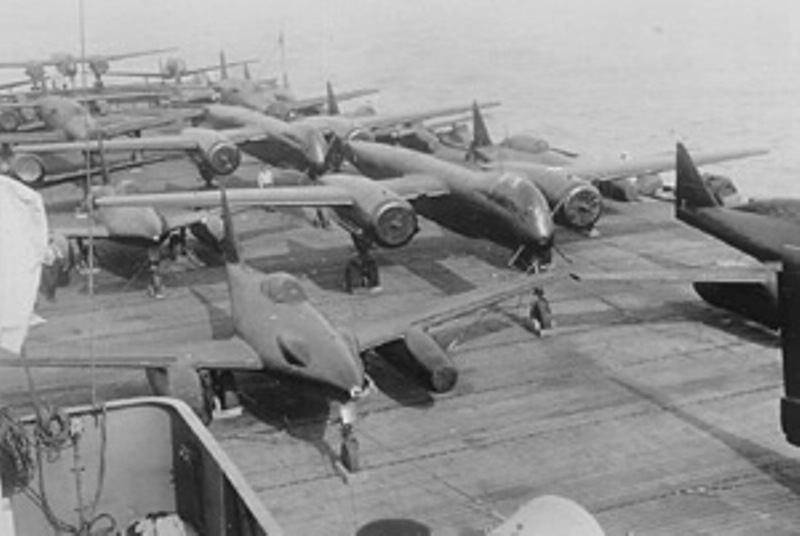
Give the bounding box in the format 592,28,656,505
322,174,418,248
184,128,242,176
9,153,46,185
0,109,22,132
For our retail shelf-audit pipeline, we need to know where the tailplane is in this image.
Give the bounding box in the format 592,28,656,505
219,187,240,264
675,142,719,211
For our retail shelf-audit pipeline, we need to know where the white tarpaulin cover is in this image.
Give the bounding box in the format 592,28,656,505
0,175,47,354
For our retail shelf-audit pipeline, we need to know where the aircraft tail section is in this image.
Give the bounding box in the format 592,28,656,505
780,246,800,447
220,187,241,265
470,100,493,149
219,50,228,80
675,142,719,211
326,81,340,115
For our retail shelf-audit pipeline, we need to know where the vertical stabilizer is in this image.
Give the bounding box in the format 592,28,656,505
780,246,800,446
220,187,240,265
243,62,251,80
471,100,493,149
675,143,719,211
219,50,228,80
326,81,340,115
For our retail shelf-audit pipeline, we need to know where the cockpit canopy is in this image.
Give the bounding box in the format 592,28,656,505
261,275,308,304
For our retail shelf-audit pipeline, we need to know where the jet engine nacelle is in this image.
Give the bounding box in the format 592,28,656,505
8,153,46,185
264,101,293,121
323,174,418,248
518,167,603,231
346,127,375,142
0,109,22,132
184,127,242,176
87,57,110,77
146,357,212,424
693,280,779,330
378,327,458,393
501,134,551,155
553,181,603,230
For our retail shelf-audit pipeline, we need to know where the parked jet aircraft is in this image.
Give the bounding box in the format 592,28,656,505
43,180,227,299
214,78,378,119
406,103,769,234
299,93,500,145
96,139,556,291
671,142,800,329
9,187,562,471
109,54,256,85
0,48,176,89
13,103,327,185
13,100,500,188
1,94,194,186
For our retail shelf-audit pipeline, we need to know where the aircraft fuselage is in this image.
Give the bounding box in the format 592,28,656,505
346,141,554,263
225,263,365,398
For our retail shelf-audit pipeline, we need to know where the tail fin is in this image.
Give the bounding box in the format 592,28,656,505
675,142,719,211
326,81,340,115
219,50,228,80
220,187,240,264
780,246,800,446
471,100,493,149
243,62,251,80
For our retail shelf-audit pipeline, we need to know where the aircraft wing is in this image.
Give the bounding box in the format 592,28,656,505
288,88,379,112
96,110,196,138
377,173,451,199
361,101,502,133
98,48,178,63
15,134,203,154
34,153,182,188
0,130,66,145
50,221,111,239
558,147,769,182
353,272,564,350
107,70,168,79
571,264,775,284
2,337,263,371
95,184,357,209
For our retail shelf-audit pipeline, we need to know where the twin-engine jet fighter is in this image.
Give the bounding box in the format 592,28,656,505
110,54,257,85
0,48,176,89
44,180,227,299
96,141,556,292
8,188,562,472
672,142,800,329
409,103,769,234
2,94,195,186
214,78,378,120
12,104,330,186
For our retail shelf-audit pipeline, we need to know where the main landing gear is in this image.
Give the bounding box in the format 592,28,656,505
527,287,554,336
338,401,360,473
344,235,380,293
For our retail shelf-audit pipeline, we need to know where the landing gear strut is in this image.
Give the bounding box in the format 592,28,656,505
344,235,380,293
146,246,165,299
338,401,360,472
527,287,553,335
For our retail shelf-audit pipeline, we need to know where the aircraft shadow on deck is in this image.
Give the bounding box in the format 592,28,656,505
610,375,800,498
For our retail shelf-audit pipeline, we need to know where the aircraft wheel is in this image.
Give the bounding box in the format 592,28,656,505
344,259,362,293
340,436,360,472
198,370,216,425
363,258,379,288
